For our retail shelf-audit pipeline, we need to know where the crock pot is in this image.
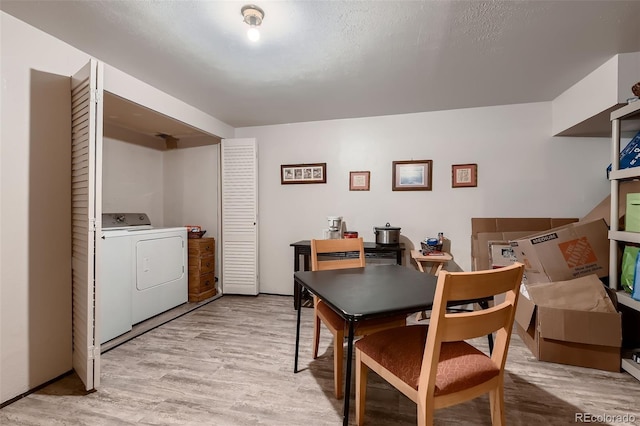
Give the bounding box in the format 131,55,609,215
374,223,401,245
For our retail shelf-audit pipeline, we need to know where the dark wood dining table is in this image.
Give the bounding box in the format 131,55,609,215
293,264,438,426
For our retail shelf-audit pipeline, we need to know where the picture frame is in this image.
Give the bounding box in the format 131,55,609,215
452,163,478,188
349,171,370,191
392,160,432,191
281,163,327,184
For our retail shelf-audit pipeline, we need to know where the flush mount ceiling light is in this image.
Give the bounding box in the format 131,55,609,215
241,4,264,42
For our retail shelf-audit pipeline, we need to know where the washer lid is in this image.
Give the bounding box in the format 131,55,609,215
102,213,152,228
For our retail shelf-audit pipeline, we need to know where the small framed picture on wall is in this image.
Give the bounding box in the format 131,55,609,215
281,163,327,184
349,171,370,191
452,163,478,188
392,160,433,191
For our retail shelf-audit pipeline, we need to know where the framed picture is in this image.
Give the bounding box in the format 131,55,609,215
452,163,478,188
392,160,432,191
281,163,327,184
349,171,370,191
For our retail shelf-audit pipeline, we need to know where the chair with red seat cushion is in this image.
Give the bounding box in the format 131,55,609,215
310,238,407,399
355,262,525,425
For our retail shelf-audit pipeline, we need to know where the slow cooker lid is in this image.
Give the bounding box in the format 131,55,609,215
375,222,401,231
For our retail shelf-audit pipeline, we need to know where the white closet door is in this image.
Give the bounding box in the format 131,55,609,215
221,138,258,295
71,59,103,390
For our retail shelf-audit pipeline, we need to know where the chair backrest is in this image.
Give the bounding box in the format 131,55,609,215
417,262,525,398
310,238,366,272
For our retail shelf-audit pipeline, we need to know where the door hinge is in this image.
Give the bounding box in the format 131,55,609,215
90,89,102,104
89,218,97,232
87,345,96,360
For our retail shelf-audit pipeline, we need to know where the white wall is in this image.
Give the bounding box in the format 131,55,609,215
102,138,219,232
102,138,165,224
0,12,89,403
164,145,219,236
552,52,640,136
1,12,226,404
236,102,611,295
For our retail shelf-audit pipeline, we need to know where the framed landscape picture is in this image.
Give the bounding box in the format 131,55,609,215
392,160,432,191
452,163,478,188
349,171,370,191
281,163,327,184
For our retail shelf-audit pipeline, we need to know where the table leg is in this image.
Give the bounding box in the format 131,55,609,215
294,284,303,373
343,320,355,426
293,248,301,310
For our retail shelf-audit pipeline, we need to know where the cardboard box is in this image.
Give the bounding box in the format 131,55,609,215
510,218,609,284
515,274,621,372
471,218,578,271
488,241,517,268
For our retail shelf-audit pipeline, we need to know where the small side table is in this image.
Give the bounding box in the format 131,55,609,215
410,250,452,275
411,249,452,321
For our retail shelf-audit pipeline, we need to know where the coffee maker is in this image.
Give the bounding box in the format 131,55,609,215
323,216,343,239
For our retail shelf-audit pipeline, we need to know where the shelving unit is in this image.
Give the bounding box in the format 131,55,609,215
608,100,640,381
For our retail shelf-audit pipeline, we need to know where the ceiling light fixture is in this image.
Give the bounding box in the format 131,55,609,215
241,4,264,42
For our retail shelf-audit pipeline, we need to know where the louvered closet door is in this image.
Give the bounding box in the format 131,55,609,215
71,59,103,390
221,138,258,295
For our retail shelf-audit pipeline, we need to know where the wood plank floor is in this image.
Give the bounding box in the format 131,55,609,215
1,294,639,425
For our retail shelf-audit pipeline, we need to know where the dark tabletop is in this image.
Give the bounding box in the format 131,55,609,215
294,264,437,320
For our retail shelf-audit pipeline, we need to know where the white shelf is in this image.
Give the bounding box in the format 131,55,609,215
609,168,640,180
609,230,640,244
621,358,640,381
611,101,640,121
616,290,640,310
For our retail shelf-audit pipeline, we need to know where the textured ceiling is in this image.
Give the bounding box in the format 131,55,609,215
2,1,640,128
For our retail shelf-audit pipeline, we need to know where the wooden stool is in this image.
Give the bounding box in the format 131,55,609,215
411,250,452,320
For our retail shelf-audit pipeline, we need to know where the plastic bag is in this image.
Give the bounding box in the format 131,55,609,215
635,254,640,301
621,246,639,293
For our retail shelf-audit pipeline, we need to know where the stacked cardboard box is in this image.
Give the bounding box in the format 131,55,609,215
471,216,622,372
515,274,621,372
510,218,610,283
471,218,578,271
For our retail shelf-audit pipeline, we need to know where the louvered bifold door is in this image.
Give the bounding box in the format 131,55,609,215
221,138,259,295
71,59,103,390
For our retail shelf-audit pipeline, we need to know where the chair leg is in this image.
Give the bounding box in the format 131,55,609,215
355,350,368,426
417,400,433,426
312,296,322,359
312,311,321,359
334,328,345,399
489,383,505,426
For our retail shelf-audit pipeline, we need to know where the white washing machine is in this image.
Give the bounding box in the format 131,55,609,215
100,213,187,344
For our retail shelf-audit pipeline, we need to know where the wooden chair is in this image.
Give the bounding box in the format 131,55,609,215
311,238,407,399
355,262,525,425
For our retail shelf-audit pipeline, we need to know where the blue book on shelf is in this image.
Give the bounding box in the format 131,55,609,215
607,130,640,178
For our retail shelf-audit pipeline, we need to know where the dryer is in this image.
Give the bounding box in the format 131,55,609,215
129,226,188,324
100,213,187,344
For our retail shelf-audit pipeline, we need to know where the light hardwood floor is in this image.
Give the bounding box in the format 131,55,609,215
1,294,639,425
